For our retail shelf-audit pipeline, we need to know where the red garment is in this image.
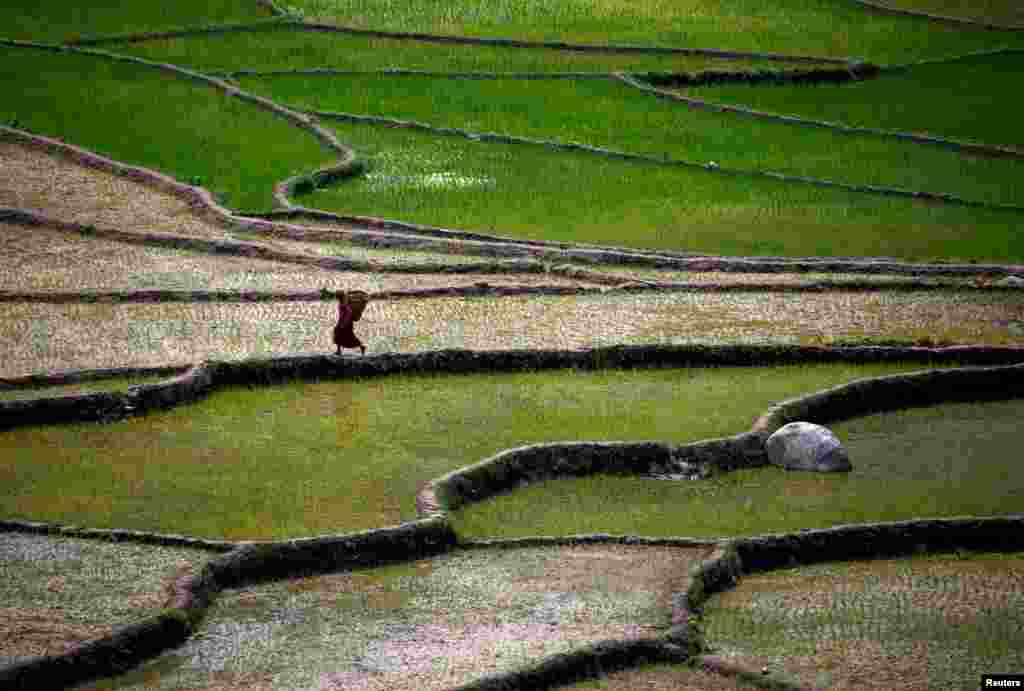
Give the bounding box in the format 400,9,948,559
333,303,364,350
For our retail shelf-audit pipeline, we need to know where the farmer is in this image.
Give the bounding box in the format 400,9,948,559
326,289,368,355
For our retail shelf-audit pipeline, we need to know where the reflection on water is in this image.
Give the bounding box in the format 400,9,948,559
365,170,495,191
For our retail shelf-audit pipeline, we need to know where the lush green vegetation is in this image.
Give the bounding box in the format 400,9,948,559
0,0,272,43
686,51,1024,150
111,27,810,75
0,44,335,212
874,0,1024,24
453,396,1024,539
306,118,1024,261
0,362,946,541
280,0,1024,63
244,72,1024,207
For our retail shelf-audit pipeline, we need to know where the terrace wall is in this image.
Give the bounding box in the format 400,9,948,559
3,345,1024,690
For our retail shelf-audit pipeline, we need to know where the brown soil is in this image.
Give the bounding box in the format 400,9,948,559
0,221,593,294
0,141,236,242
0,607,115,661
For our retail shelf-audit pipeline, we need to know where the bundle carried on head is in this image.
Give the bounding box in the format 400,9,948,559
344,290,370,321
323,288,370,321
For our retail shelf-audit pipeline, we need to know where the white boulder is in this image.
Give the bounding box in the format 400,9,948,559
766,422,851,473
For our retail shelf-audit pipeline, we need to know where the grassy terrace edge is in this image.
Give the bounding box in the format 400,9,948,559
2,344,1024,691
12,125,1024,272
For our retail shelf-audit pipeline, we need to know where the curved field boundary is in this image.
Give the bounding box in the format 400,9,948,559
4,347,1024,689
231,68,616,79
307,104,1024,215
683,515,1024,689
6,126,1024,277
752,362,1024,431
9,204,1024,286
226,65,868,83
616,72,1024,161
848,0,1024,30
0,39,361,210
0,364,189,389
0,206,577,278
416,360,1024,518
57,12,847,66
0,516,455,691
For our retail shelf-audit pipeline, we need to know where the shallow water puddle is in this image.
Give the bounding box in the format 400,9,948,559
366,170,495,192
82,543,708,691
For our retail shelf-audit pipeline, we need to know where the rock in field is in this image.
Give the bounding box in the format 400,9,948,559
766,421,851,472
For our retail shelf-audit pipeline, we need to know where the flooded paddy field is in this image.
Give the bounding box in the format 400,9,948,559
0,533,211,667
454,397,1024,539
0,361,942,540
76,543,707,691
703,550,1024,690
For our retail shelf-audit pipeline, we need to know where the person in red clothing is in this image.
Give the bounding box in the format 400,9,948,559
327,289,368,355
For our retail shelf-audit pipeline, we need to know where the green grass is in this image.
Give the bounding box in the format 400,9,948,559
243,73,1024,208
110,27,817,75
0,44,336,212
0,0,273,43
280,0,1024,63
0,362,949,541
872,0,1024,24
307,118,1024,261
452,397,1024,540
703,551,1024,689
686,51,1024,150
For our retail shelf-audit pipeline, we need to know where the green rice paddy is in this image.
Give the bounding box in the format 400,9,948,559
452,396,1024,540
686,50,1024,150
0,0,272,44
309,118,1024,261
0,44,336,212
0,362,954,541
243,72,1024,207
279,0,1024,64
110,27,808,75
3,0,1023,685
875,0,1024,25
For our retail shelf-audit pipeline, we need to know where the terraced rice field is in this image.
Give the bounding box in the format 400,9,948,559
2,0,1023,688
703,550,1024,689
77,544,708,691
